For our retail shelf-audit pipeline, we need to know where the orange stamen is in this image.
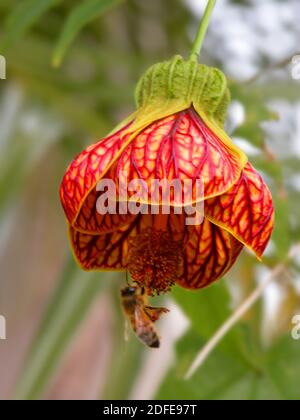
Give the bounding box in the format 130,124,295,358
127,228,183,295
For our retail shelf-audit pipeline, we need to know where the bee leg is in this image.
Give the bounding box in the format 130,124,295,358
144,306,169,322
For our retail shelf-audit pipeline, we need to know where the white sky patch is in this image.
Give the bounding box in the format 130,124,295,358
288,174,300,193
263,101,300,160
263,240,276,258
185,0,300,80
232,137,261,157
256,265,285,347
226,100,245,134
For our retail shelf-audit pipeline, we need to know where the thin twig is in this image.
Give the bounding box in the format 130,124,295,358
244,53,300,85
185,243,300,380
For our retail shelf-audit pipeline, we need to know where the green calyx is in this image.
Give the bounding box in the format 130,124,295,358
134,55,230,128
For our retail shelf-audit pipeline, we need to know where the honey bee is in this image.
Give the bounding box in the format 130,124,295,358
120,285,169,348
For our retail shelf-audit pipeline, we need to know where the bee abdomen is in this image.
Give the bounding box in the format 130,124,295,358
149,337,160,348
138,330,160,348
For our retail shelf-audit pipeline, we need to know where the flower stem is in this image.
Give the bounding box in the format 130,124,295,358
189,0,216,59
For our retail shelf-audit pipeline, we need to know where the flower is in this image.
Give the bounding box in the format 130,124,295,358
60,56,274,295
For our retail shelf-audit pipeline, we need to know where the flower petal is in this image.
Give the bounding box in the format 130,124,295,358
73,188,136,234
60,121,133,225
70,211,242,289
111,108,246,201
177,218,243,289
69,213,186,270
205,162,274,257
69,219,136,271
77,108,247,225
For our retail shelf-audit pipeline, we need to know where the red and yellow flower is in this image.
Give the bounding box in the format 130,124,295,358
60,56,274,295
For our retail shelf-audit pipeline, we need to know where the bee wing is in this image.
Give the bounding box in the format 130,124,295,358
134,306,160,348
134,305,149,334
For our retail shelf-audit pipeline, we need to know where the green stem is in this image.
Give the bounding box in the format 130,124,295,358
189,0,216,59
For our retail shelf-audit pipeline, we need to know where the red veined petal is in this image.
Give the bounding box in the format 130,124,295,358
177,218,244,289
110,108,246,202
70,211,242,290
73,188,136,234
69,220,134,270
77,107,247,227
205,162,274,258
69,213,186,270
60,121,133,225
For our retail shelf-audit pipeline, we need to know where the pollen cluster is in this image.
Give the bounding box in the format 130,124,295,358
127,228,183,295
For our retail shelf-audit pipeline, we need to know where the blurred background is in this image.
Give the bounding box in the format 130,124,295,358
0,0,300,400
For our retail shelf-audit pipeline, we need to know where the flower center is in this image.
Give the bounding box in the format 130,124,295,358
127,228,183,295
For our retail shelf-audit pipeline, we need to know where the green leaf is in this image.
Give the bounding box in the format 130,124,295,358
172,282,259,366
271,193,291,259
13,258,113,400
155,329,249,400
157,329,300,399
264,335,300,400
172,283,232,336
52,0,123,67
2,0,60,48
